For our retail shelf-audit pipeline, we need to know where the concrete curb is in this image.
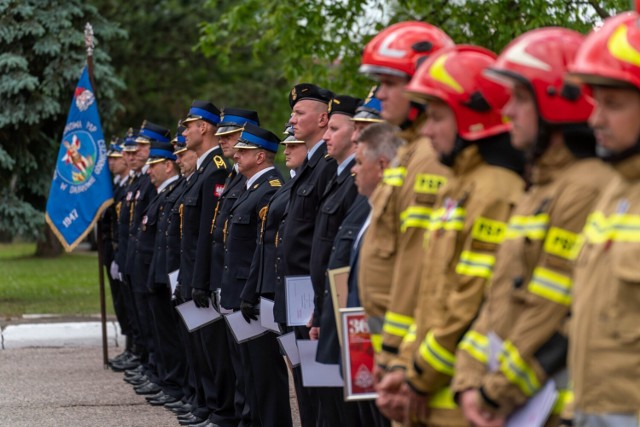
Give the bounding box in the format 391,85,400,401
0,321,120,350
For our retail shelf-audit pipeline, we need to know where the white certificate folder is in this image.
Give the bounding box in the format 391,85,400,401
285,275,315,327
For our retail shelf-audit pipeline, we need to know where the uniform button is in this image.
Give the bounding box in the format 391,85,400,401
224,266,228,270
338,226,342,230
331,246,335,250
277,276,281,280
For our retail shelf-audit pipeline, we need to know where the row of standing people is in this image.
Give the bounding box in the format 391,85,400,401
98,11,640,427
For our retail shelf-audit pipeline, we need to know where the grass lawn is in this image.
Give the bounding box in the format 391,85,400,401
0,242,114,319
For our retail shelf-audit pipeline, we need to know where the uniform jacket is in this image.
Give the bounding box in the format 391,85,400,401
178,148,231,299
98,176,125,266
399,142,524,425
133,177,180,293
282,141,338,276
451,143,614,417
115,172,141,278
165,176,192,275
208,170,247,292
310,157,358,326
570,153,640,414
241,177,295,323
317,194,370,364
125,173,155,279
149,176,185,289
220,168,284,310
359,127,451,366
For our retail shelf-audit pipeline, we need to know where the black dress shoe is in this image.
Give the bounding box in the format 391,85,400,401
178,415,205,426
108,350,130,365
110,357,141,372
167,402,192,415
164,400,187,410
124,365,144,377
148,394,178,406
144,391,165,401
189,420,215,427
124,374,147,385
134,382,162,395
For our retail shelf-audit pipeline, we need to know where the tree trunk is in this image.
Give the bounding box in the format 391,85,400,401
35,223,63,257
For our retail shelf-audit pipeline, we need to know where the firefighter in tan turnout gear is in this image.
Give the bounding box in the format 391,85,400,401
357,21,453,373
381,45,527,426
567,11,640,427
451,28,616,427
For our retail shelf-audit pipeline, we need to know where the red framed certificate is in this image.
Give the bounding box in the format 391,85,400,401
339,307,377,401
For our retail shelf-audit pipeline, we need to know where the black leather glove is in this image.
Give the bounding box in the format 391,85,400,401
173,284,185,304
192,288,211,308
240,300,259,323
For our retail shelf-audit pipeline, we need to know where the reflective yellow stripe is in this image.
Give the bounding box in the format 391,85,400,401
584,211,640,244
552,389,573,415
400,206,433,232
404,323,417,343
455,251,496,278
528,266,572,306
458,331,489,364
383,167,406,187
371,333,382,353
504,213,549,240
429,386,458,409
419,331,455,376
471,217,507,244
499,340,540,396
383,311,414,338
429,207,466,232
544,227,580,260
414,173,447,194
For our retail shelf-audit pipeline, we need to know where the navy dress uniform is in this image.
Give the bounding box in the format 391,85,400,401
205,108,259,426
176,100,237,427
163,130,201,410
128,122,172,391
139,142,185,403
101,139,133,361
219,124,286,427
306,95,363,426
237,130,307,427
112,128,147,371
280,83,336,427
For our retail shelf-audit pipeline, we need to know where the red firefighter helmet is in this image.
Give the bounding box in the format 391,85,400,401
359,21,454,79
406,45,511,141
486,27,593,124
570,12,640,90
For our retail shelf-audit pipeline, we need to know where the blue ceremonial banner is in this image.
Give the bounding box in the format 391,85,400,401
45,65,113,252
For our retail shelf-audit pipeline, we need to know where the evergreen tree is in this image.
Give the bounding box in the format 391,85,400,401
0,0,125,246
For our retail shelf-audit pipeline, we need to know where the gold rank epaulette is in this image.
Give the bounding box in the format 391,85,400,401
213,155,227,169
269,179,282,187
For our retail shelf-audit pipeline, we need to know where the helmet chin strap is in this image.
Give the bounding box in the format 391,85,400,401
400,101,426,130
439,136,469,167
597,138,640,163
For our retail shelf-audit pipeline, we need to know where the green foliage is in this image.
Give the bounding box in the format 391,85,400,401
0,0,125,241
198,0,629,104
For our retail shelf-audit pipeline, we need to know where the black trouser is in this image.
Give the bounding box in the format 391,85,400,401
133,290,159,383
221,320,251,426
239,331,293,427
198,320,239,427
147,286,187,399
291,326,321,427
174,306,197,404
120,276,142,355
104,266,130,338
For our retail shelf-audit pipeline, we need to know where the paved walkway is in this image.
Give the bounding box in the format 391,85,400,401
0,346,179,426
0,319,301,426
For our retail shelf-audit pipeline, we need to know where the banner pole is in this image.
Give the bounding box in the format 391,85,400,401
85,22,109,369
